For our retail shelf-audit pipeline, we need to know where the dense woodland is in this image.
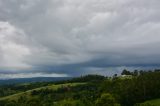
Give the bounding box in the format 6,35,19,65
0,69,160,106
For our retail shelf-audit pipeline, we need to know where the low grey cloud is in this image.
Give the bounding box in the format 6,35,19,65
0,0,160,78
0,72,68,79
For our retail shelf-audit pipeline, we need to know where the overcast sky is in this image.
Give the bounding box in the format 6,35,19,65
0,0,160,78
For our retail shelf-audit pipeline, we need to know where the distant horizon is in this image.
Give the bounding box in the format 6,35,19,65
1,68,160,79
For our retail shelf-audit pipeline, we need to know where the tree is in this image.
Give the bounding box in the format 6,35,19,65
121,69,132,75
55,99,84,106
96,93,121,106
133,70,139,76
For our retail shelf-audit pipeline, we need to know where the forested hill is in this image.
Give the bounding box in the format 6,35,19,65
0,69,160,106
0,77,72,85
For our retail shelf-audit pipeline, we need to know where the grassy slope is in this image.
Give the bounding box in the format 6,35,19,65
141,99,160,106
0,83,85,101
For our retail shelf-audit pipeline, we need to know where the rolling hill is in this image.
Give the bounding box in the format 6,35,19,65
0,82,85,101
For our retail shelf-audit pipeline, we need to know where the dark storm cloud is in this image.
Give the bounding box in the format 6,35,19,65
0,0,160,78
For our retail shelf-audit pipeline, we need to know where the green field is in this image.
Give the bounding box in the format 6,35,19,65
140,99,160,106
0,83,85,101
